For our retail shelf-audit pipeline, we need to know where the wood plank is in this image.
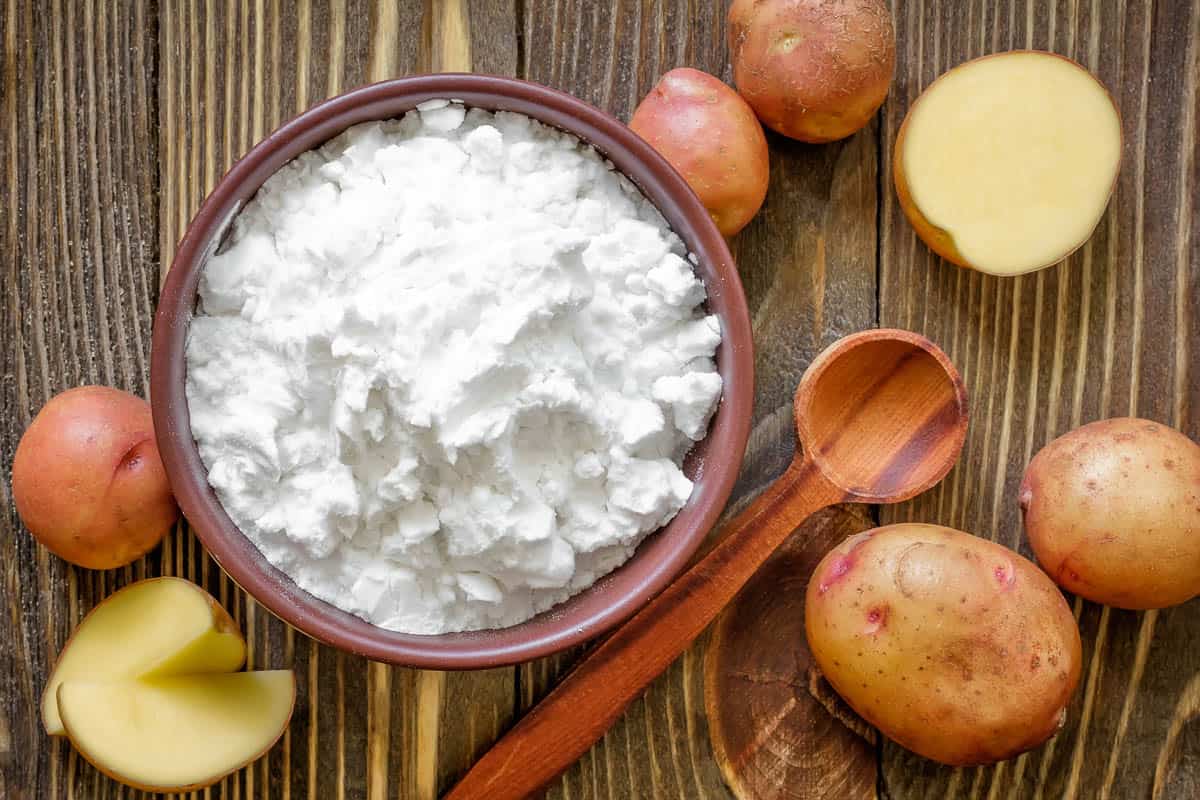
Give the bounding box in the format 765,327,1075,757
465,0,518,75
0,0,160,797
878,1,1200,798
518,2,879,798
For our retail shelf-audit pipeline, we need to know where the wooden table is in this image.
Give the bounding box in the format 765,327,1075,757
3,1,1198,798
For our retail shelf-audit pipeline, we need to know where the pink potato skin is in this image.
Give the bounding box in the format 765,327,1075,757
1020,418,1200,609
630,68,769,237
805,524,1081,766
728,0,896,143
12,386,178,569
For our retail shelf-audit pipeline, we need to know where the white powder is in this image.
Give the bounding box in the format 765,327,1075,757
185,100,723,634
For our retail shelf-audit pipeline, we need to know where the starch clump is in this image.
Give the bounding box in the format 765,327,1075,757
185,101,723,634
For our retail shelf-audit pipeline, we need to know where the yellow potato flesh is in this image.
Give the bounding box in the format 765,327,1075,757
42,578,245,735
902,52,1121,275
58,672,295,791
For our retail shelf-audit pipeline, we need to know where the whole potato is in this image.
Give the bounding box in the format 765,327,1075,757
806,524,1081,766
728,0,896,143
630,68,769,237
1020,418,1200,609
12,386,178,569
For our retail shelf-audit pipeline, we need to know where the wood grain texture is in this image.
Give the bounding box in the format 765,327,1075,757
1,1,160,797
4,0,1197,798
878,2,1200,799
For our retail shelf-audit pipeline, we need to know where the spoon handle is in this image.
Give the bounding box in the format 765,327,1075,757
444,456,842,800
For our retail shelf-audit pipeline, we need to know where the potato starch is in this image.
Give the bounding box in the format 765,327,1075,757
185,101,723,633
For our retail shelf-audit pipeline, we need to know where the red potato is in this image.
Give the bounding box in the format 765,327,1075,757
1021,418,1200,609
12,386,178,569
630,68,769,237
806,524,1082,766
728,0,896,143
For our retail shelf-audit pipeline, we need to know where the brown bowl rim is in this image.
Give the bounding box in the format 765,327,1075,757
150,74,754,669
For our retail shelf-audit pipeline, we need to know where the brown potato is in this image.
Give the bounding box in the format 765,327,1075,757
630,68,769,236
1020,418,1200,609
806,524,1081,766
12,386,178,569
728,0,895,143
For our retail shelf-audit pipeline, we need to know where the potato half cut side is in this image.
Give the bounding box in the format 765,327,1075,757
58,671,296,792
42,578,246,735
895,51,1121,276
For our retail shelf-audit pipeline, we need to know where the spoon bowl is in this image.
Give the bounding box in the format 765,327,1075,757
795,329,968,502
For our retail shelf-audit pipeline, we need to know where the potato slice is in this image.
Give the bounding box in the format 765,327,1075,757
895,51,1121,276
58,671,295,792
42,578,245,735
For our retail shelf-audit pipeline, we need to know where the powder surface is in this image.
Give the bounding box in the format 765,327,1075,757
185,101,723,634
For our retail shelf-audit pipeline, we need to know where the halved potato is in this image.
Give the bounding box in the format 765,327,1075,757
42,578,245,735
58,671,296,792
895,51,1121,276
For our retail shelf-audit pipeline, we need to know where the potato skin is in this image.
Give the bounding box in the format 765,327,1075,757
12,386,178,569
728,0,895,143
805,524,1081,766
630,68,769,236
1021,418,1200,609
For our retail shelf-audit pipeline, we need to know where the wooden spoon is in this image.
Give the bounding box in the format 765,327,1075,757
444,328,969,800
705,505,879,800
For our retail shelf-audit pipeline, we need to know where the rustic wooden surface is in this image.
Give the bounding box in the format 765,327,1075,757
0,1,1196,798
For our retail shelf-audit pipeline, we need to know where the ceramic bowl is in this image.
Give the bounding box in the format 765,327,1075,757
151,74,753,668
